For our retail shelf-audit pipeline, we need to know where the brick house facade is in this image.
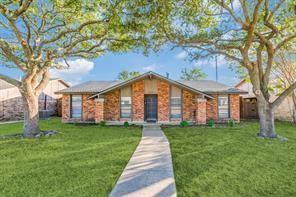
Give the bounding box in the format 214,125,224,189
57,72,245,124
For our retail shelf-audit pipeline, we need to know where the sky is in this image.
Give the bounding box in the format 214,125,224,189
1,46,240,86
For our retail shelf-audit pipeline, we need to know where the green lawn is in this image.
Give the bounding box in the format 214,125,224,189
163,121,296,197
0,118,141,197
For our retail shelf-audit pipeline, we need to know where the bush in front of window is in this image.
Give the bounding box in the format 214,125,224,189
123,121,129,127
99,121,107,127
180,121,189,127
227,119,236,127
207,120,215,128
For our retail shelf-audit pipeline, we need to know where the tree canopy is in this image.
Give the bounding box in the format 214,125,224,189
180,67,207,80
117,70,141,80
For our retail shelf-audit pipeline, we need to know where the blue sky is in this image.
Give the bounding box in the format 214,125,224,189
1,46,240,86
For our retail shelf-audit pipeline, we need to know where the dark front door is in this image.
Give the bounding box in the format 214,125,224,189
145,95,158,122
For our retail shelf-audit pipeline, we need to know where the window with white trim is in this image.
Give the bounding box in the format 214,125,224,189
71,95,82,118
170,86,181,119
218,95,229,119
120,86,132,118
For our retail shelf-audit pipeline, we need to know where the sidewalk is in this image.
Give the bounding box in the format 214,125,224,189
109,124,177,197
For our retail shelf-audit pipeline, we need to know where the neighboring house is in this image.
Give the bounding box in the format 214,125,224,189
56,72,246,124
236,79,296,122
0,78,69,121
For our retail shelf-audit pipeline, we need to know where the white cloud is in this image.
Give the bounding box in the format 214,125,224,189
175,51,187,59
50,59,94,85
142,64,159,71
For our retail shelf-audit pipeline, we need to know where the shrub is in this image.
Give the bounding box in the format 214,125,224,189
228,119,236,127
180,121,189,127
99,121,107,127
207,120,215,128
123,121,129,127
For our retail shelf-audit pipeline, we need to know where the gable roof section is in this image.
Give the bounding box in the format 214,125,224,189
93,71,213,99
57,71,247,97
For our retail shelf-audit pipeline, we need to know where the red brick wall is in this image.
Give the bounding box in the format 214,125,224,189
196,98,207,124
207,94,218,121
132,80,144,121
82,95,95,121
95,99,104,122
157,80,170,122
104,90,120,121
230,94,240,121
182,90,196,122
62,94,70,122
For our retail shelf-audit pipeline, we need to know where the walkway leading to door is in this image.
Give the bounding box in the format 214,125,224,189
109,124,177,197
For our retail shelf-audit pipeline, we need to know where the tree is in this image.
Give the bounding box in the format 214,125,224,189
117,70,141,80
0,0,147,137
144,0,296,137
180,67,207,80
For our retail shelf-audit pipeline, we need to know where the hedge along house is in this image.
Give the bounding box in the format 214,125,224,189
56,72,246,124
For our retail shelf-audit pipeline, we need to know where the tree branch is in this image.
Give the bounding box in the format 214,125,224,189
272,81,296,109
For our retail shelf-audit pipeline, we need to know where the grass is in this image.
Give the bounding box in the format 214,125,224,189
163,121,296,197
0,118,141,197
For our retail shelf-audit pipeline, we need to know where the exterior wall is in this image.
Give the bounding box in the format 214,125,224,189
157,80,170,122
95,99,104,122
206,94,218,121
196,98,207,124
132,80,144,121
237,80,295,122
82,95,96,121
182,90,196,122
104,90,120,121
230,94,240,121
62,94,70,122
0,79,68,121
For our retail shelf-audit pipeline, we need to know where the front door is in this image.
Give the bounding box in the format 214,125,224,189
145,95,158,122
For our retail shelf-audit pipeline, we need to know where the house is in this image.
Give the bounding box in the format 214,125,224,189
56,72,246,124
0,78,69,121
235,79,296,122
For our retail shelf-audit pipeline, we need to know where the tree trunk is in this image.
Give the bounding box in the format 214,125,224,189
22,94,40,137
256,95,277,138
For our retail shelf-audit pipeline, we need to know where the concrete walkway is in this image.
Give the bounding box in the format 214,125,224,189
109,125,177,197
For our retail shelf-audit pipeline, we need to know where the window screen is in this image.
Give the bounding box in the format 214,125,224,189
170,86,181,118
218,95,229,119
120,86,132,118
71,95,82,118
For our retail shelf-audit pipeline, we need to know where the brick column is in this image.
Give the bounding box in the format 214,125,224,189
230,94,240,122
62,95,70,122
196,98,207,124
157,80,170,122
95,98,104,123
132,80,144,122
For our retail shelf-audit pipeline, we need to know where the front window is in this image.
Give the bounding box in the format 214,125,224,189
71,95,82,118
170,86,181,119
218,95,229,119
120,86,132,118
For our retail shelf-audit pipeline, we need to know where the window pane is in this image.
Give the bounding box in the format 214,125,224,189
218,95,229,119
71,95,82,118
121,86,132,118
170,86,181,119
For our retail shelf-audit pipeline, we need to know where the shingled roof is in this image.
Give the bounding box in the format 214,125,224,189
56,72,246,96
0,79,15,90
178,80,246,94
56,81,121,94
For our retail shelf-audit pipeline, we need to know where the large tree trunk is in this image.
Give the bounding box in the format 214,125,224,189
22,94,40,137
256,95,277,138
